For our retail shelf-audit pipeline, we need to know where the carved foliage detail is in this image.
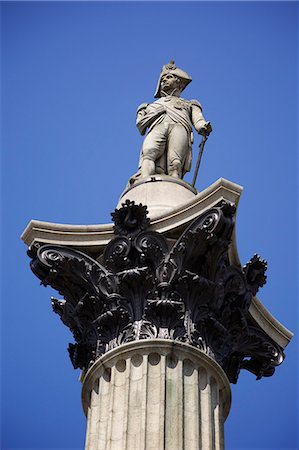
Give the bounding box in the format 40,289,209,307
28,201,284,383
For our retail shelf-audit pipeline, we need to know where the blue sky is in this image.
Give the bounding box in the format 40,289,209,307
1,2,298,449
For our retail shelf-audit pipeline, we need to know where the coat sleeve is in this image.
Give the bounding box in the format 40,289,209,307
136,103,149,135
190,99,206,134
136,102,165,136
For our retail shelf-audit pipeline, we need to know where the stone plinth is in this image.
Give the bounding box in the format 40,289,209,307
118,175,197,220
82,340,231,450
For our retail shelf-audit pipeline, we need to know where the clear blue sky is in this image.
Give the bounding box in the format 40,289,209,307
1,2,298,449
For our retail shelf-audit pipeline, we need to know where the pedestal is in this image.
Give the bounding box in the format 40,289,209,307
82,340,231,450
118,175,197,220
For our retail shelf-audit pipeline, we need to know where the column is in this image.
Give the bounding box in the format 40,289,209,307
82,340,231,450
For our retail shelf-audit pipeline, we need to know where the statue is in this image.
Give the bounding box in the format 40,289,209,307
130,61,212,184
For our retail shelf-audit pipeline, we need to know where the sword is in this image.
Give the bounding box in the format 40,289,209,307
192,134,208,187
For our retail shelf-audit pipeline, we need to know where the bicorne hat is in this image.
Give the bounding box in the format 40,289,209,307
154,60,192,98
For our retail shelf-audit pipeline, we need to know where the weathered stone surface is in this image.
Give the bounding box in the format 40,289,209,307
82,340,231,450
118,175,197,220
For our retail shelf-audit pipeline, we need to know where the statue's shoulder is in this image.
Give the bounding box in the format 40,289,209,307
178,97,202,110
136,102,149,113
189,99,203,110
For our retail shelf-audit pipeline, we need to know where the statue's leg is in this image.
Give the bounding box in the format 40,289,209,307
141,126,166,177
167,124,189,178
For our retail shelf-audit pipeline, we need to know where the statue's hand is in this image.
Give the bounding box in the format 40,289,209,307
199,121,212,137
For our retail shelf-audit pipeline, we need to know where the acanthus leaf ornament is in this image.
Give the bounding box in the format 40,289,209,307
27,201,284,383
243,254,267,295
111,199,150,238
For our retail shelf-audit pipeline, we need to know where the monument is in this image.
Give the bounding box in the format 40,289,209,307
130,60,211,182
22,61,293,450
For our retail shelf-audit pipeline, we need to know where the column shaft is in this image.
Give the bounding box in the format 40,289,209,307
82,340,231,450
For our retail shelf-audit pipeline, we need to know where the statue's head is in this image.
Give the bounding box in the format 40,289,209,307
154,61,192,98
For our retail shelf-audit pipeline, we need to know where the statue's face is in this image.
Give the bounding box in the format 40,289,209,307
160,73,182,94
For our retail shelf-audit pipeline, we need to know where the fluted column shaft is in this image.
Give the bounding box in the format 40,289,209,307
82,340,231,450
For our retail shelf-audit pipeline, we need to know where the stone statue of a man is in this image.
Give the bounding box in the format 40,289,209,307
131,61,212,183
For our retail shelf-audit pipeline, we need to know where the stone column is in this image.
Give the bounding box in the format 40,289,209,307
82,340,231,450
25,189,291,450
